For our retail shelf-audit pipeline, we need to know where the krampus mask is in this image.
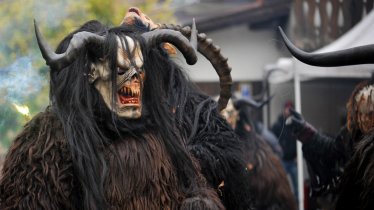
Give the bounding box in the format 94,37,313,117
121,7,232,111
35,20,198,119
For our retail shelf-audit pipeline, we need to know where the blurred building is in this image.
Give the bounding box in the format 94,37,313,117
171,0,292,100
268,0,374,135
169,3,374,209
170,0,374,136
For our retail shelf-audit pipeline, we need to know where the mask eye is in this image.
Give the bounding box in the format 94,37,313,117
117,67,127,75
137,67,144,73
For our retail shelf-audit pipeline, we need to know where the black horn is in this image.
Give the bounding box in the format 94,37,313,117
234,96,273,110
279,26,374,67
34,20,105,70
141,28,197,65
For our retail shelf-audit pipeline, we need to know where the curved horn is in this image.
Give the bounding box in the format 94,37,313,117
253,67,288,101
234,96,273,110
158,23,232,112
34,20,105,70
141,29,197,65
279,27,374,67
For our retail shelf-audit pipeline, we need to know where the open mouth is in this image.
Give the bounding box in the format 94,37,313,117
118,86,140,106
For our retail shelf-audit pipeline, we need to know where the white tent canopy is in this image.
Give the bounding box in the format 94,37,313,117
266,10,374,210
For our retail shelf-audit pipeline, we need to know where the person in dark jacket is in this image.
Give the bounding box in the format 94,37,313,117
271,101,298,202
279,27,374,210
285,79,374,210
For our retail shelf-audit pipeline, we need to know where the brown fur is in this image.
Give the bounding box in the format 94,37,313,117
243,133,297,210
0,109,77,209
105,133,224,209
0,108,224,210
104,132,183,209
335,132,374,210
0,158,4,179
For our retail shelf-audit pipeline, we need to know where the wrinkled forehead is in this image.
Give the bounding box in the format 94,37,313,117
115,35,143,68
355,85,374,113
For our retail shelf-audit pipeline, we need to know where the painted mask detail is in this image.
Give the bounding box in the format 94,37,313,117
354,85,374,134
90,36,144,119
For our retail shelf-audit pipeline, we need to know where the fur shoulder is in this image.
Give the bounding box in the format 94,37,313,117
0,109,78,209
335,133,374,210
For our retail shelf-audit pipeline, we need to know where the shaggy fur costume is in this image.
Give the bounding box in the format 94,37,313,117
301,125,374,210
0,20,253,209
293,80,374,210
335,132,374,210
233,100,297,210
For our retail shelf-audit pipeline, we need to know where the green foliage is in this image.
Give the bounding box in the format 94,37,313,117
86,0,176,26
0,0,175,151
0,0,175,66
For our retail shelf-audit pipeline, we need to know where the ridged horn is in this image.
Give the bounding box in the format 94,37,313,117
158,23,232,111
141,29,197,65
34,19,105,70
279,26,374,67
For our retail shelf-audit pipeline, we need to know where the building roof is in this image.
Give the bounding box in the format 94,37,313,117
174,0,292,32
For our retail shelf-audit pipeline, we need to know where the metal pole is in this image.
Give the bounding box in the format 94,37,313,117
294,64,304,210
266,78,271,128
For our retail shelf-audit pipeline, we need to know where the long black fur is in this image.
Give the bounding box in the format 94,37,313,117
335,131,374,210
51,20,210,209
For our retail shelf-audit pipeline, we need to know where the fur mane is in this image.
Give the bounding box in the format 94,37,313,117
346,79,374,140
335,131,374,210
50,20,220,209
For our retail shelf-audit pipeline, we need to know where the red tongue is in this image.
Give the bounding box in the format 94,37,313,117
119,95,139,104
